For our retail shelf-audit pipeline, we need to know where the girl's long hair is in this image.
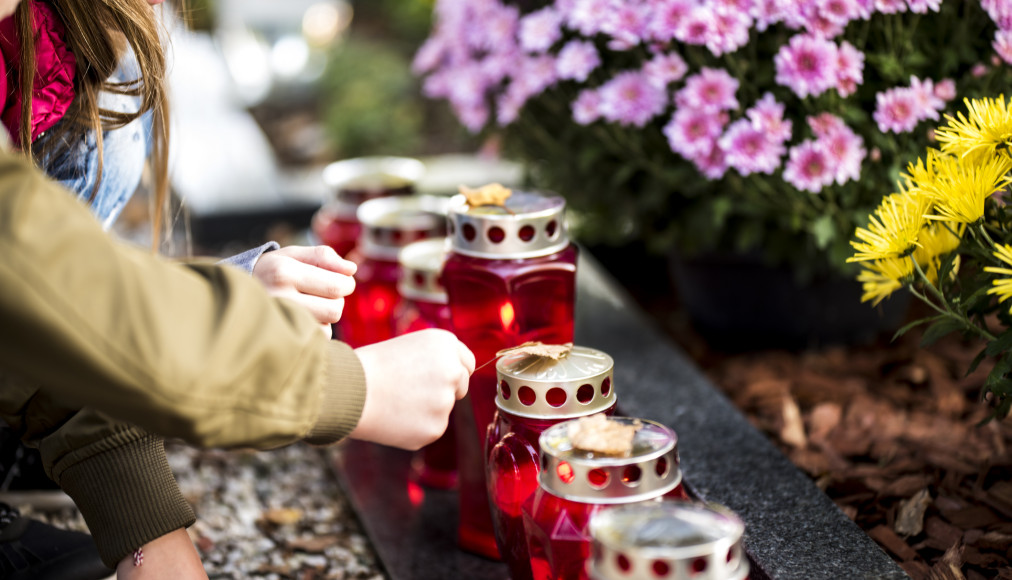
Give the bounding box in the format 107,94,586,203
15,0,174,250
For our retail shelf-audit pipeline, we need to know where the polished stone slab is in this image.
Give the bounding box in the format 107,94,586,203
331,250,909,580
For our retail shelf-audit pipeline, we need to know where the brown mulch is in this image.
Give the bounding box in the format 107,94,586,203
648,298,1012,580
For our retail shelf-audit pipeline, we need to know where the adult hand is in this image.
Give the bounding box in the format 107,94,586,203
351,329,474,450
253,245,356,338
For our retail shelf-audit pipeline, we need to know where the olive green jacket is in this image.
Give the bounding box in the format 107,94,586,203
0,146,366,565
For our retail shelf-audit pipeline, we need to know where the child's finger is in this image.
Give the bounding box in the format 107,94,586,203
276,291,346,324
283,245,357,275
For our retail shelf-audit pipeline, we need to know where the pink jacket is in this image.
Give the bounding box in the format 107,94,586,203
0,1,76,146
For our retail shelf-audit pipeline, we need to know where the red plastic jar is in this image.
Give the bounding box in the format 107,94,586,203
311,156,425,257
522,418,690,580
338,195,448,347
442,190,578,558
587,502,749,580
394,238,457,489
487,345,617,580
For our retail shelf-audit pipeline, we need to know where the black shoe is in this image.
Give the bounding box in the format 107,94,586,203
0,503,112,580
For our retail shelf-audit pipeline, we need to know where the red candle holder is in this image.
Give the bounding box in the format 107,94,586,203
311,156,425,258
522,418,690,580
487,345,617,580
395,239,457,489
338,195,448,348
442,190,578,559
587,502,748,580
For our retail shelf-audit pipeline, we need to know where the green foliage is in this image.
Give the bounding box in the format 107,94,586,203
318,38,426,157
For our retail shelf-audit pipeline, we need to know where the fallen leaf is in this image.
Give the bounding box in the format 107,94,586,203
927,543,965,580
780,396,807,448
459,183,512,208
262,507,303,526
568,415,641,456
287,535,341,553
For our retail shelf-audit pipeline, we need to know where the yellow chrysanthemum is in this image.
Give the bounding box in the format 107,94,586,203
912,223,963,284
984,243,1012,312
935,96,1012,164
848,190,932,263
919,152,1012,224
857,257,914,306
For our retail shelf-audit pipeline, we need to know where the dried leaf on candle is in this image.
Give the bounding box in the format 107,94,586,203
568,414,642,457
459,183,512,208
496,341,574,360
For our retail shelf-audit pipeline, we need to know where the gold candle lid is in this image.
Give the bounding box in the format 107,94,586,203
538,417,682,504
495,345,615,419
588,502,748,580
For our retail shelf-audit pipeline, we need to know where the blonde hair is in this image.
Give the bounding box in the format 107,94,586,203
15,0,178,250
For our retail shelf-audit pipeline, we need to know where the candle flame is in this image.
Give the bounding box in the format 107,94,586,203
499,301,515,330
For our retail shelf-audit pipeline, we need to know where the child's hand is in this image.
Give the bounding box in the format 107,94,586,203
351,329,475,450
252,246,357,337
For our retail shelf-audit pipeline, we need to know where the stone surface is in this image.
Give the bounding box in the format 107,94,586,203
332,250,910,580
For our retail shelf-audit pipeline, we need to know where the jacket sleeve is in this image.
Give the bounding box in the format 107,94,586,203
0,150,366,450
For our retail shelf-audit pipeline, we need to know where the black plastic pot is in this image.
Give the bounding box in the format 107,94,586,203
668,250,911,351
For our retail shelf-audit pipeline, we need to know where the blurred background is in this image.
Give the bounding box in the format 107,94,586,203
130,0,519,258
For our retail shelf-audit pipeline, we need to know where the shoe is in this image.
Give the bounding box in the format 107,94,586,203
0,503,113,580
0,427,74,510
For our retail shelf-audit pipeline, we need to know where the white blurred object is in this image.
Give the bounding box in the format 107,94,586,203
165,21,282,214
415,154,526,196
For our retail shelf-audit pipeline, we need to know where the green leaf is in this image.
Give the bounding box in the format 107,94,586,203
809,215,836,250
967,346,989,376
986,329,1012,357
920,317,966,347
892,314,944,341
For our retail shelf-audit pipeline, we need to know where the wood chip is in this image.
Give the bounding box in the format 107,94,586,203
780,396,807,448
869,524,920,561
881,475,933,498
927,542,965,580
807,402,842,442
944,506,1004,530
977,531,1012,552
567,415,641,456
987,481,1012,509
896,489,932,537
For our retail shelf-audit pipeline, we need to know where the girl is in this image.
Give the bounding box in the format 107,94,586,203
1,1,356,578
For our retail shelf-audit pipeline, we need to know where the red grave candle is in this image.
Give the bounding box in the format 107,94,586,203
311,156,424,257
338,195,448,348
394,239,457,489
523,418,690,580
442,190,578,559
587,501,749,580
487,345,617,580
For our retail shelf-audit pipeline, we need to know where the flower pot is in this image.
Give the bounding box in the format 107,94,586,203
668,250,910,351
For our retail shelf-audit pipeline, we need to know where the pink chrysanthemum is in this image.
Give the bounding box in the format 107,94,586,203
598,70,669,127
746,93,793,142
783,141,835,193
774,34,840,98
873,88,921,133
812,117,866,184
643,52,689,87
601,3,650,50
692,142,729,179
818,0,861,25
908,76,945,121
647,0,694,41
906,0,942,13
934,78,957,101
835,41,864,97
467,4,520,52
675,67,740,112
706,10,753,56
572,89,602,125
874,0,907,13
719,119,786,175
675,6,715,46
455,102,490,133
564,0,614,37
518,7,563,53
983,0,1012,29
995,30,1012,65
752,0,786,31
664,108,729,159
444,62,491,109
481,50,519,86
556,40,601,82
412,36,446,75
